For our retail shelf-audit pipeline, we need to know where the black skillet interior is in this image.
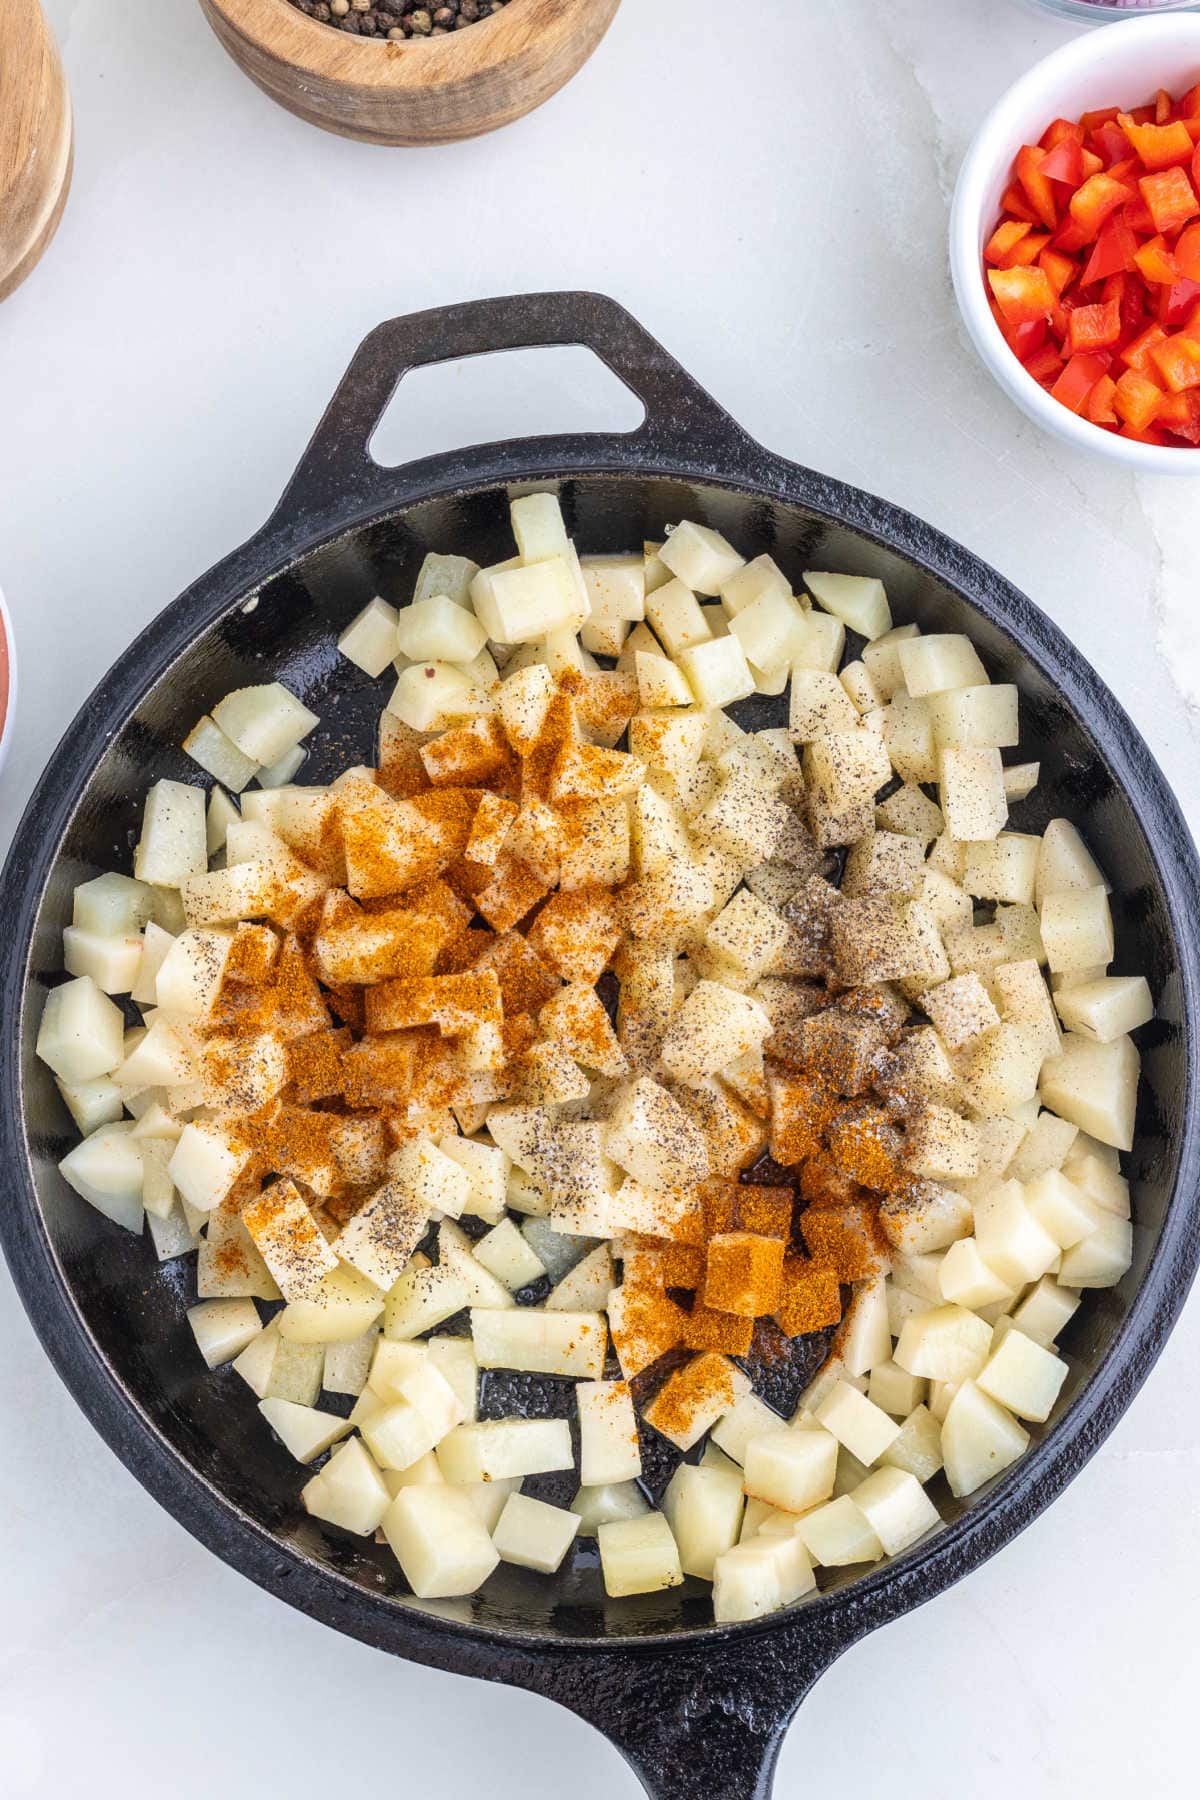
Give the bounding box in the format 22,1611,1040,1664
4,295,1199,1794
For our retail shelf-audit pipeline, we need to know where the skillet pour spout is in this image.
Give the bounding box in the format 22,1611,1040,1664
1,292,1198,1800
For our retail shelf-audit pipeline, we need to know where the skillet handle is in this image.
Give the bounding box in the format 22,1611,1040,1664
526,1614,849,1800
267,290,756,524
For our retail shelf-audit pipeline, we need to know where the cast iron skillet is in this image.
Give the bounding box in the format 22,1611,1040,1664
2,292,1198,1799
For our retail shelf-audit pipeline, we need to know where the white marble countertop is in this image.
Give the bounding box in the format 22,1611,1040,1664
1,0,1196,1794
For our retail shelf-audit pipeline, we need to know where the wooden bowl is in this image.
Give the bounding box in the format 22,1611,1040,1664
0,2,73,303
198,0,621,146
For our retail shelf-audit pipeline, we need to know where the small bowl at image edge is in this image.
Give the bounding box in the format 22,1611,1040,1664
0,586,17,778
951,14,1200,472
1024,1,1200,24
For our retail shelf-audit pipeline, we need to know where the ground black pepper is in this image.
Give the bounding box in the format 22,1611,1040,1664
288,0,510,35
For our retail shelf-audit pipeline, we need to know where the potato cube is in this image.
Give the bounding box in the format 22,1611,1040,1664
73,871,155,936
894,1304,993,1384
1040,888,1114,975
897,634,987,696
720,553,790,615
646,577,712,657
804,728,892,812
1057,1211,1134,1288
879,1404,943,1482
1035,818,1108,903
580,553,646,623
1010,1276,1081,1347
923,973,999,1049
604,1076,709,1188
470,1219,544,1292
788,668,859,743
578,1380,642,1486
642,1352,750,1451
37,975,126,1083
963,833,1039,905
797,1495,883,1566
904,1105,979,1181
677,636,756,709
303,1437,391,1536
659,520,745,594
972,1180,1060,1287
186,1297,262,1370
957,1022,1044,1116
875,782,945,845
471,1307,606,1380
853,1466,940,1555
660,983,770,1087
941,1379,1029,1497
275,1265,385,1345
134,780,208,888
382,1486,499,1598
939,748,1007,842
743,1424,838,1513
384,1262,469,1340
437,1417,574,1485
598,1511,684,1598
703,1231,786,1318
337,596,401,677
878,1181,972,1256
839,1277,892,1378
842,830,925,900
814,1380,901,1465
493,1493,580,1575
867,1359,927,1418
712,1534,816,1621
168,1121,250,1214
881,693,936,785
709,1393,785,1466
705,889,791,986
926,684,1018,751
1023,1168,1099,1250
804,570,891,640
729,588,809,675
663,1463,745,1581
1039,1032,1138,1152
936,1238,1012,1310
977,1328,1068,1424
1053,975,1153,1044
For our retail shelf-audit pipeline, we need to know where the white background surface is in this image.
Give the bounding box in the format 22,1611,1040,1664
1,0,1197,1794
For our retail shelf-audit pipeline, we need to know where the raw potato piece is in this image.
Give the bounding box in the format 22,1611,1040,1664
493,1494,581,1574
338,597,401,677
977,1329,1069,1423
803,571,891,640
258,1398,351,1464
437,1418,574,1484
851,1467,940,1555
598,1512,684,1597
383,1486,500,1599
814,1382,901,1466
1054,976,1154,1044
37,977,126,1083
578,1380,642,1485
941,1380,1030,1498
939,749,1007,841
303,1437,391,1536
187,1298,262,1369
797,1496,883,1567
713,1534,815,1621
743,1425,838,1513
470,1308,607,1381
1039,1033,1139,1152
134,781,208,888
663,1463,745,1580
659,521,745,595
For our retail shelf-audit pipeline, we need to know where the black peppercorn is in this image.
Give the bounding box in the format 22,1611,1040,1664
286,0,510,33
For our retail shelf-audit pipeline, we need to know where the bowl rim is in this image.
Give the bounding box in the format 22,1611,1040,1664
200,0,607,88
0,583,17,774
950,12,1200,475
2,438,1199,1665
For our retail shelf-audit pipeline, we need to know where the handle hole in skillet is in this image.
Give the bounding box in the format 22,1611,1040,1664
368,344,646,468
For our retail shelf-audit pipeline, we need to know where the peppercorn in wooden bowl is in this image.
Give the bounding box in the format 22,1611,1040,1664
198,0,621,146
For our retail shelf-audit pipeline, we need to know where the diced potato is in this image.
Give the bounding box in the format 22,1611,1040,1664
155,928,234,1019
337,596,401,677
1035,819,1108,904
322,1327,381,1398
395,595,488,663
384,1262,470,1341
798,1495,883,1566
493,1493,580,1574
839,1278,892,1378
993,959,1061,1062
878,1181,971,1255
728,588,809,675
978,1328,1068,1423
598,1511,684,1598
972,1180,1060,1287
743,1425,838,1513
1024,1168,1100,1249
941,1380,1029,1497
880,1404,944,1482
789,669,860,743
198,1209,280,1301
578,1380,642,1485
470,1306,606,1380
472,1218,545,1291
183,715,259,793
646,578,712,657
904,1105,979,1181
923,973,999,1049
663,1463,745,1580
258,1398,351,1464
168,1121,250,1213
437,1417,574,1484
897,633,987,696
814,1381,901,1466
133,781,208,888
659,520,745,594
894,1304,993,1384
962,833,1039,905
712,1534,815,1621
581,553,646,622
710,1393,784,1466
937,1238,1012,1310
383,1486,500,1599
938,748,1007,841
73,871,155,936
926,685,1019,751
1039,1033,1139,1152
427,1336,479,1423
37,976,126,1082
232,1320,322,1405
571,1481,650,1536
55,1073,123,1136
855,1466,940,1554
1011,1276,1081,1347
804,570,891,640
545,1242,616,1312
511,491,570,563
867,1358,927,1419
1053,975,1152,1043
956,1021,1044,1116
277,1265,386,1345
660,981,770,1086
303,1437,391,1536
212,683,318,769
389,662,492,732
472,556,585,643
1040,888,1114,976
677,636,756,709
604,1076,709,1189
1057,1211,1134,1288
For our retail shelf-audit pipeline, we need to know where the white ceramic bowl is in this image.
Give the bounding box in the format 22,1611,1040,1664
0,585,17,778
951,15,1200,473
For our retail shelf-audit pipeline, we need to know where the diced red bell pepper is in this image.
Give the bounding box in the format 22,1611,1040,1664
1082,107,1121,133
988,265,1057,325
1133,235,1181,285
1122,321,1169,373
1070,172,1135,241
1039,246,1077,296
1178,83,1200,121
1120,116,1195,171
1054,219,1093,256
1156,89,1173,127
1157,277,1200,329
1007,232,1050,269
1131,104,1157,127
1007,317,1048,360
1000,182,1040,226
1092,120,1130,167
1041,117,1085,151
1067,300,1121,355
1149,332,1200,394
1139,167,1200,235
1155,389,1200,442
1016,144,1058,230
1123,196,1157,237
1080,148,1105,182
1081,213,1138,284
1040,138,1085,187
1174,221,1200,282
1084,374,1118,426
1113,369,1165,432
1025,344,1065,383
1050,353,1109,414
1120,422,1170,445
985,220,1032,266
